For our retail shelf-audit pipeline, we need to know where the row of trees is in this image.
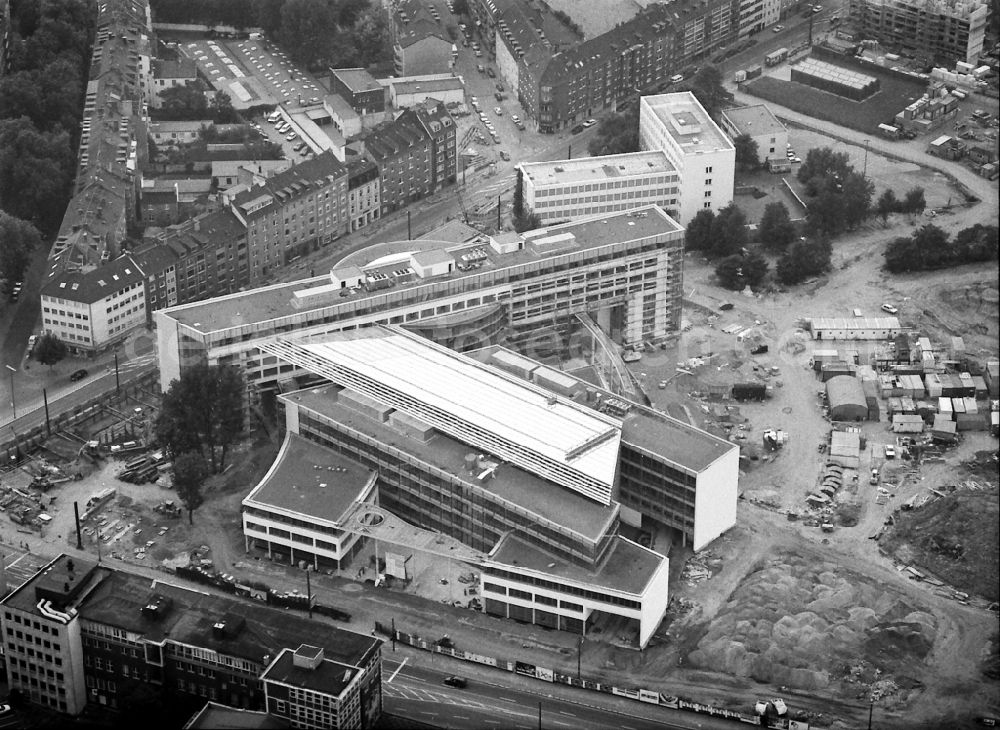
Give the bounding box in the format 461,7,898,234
884,223,997,273
0,0,95,281
155,364,245,524
684,203,749,259
154,84,240,123
151,0,390,70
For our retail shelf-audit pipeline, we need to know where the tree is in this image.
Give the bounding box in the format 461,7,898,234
157,83,209,120
33,333,67,369
757,202,795,250
883,224,949,272
875,189,898,226
733,133,760,172
337,0,369,27
173,452,209,525
0,212,42,283
513,211,542,232
776,236,832,284
0,118,74,231
709,202,748,258
797,147,851,195
279,0,336,68
588,108,639,156
839,171,874,231
210,90,237,124
715,251,768,290
684,208,715,251
352,8,391,66
513,168,525,218
452,0,470,16
155,363,245,472
254,0,285,33
902,186,926,216
951,224,998,264
689,65,728,118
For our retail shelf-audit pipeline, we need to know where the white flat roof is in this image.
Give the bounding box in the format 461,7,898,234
810,317,901,330
520,151,675,186
262,327,622,504
642,92,734,154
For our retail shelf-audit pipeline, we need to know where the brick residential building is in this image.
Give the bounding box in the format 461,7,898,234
229,151,349,279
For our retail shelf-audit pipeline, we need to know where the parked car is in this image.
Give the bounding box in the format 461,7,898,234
70,369,89,382
571,123,585,134
884,444,896,459
773,24,784,32
27,334,37,354
582,118,597,128
486,68,496,78
500,150,510,161
881,303,899,314
494,92,504,102
494,106,502,116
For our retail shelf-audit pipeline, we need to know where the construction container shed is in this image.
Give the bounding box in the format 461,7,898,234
826,376,868,421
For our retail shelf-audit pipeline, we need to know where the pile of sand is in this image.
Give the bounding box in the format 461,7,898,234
687,553,936,691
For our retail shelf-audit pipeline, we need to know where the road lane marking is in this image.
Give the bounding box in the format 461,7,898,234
501,697,517,703
559,711,576,716
386,657,408,683
553,722,571,727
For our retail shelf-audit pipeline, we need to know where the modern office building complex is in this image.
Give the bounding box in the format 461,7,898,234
0,554,382,725
639,93,735,225
155,206,685,398
244,326,737,647
518,93,733,227
847,0,988,64
516,152,679,225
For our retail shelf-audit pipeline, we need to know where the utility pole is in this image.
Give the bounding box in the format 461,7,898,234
576,635,582,681
407,211,412,240
43,388,51,436
868,701,874,729
538,701,542,730
73,502,83,550
113,353,120,395
391,617,396,652
306,567,312,619
5,365,16,420
496,194,501,230
863,139,870,178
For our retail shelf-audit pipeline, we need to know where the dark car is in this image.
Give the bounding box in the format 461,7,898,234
571,124,585,134
442,676,467,688
70,369,89,382
486,68,496,78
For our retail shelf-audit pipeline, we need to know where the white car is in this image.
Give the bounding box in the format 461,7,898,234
773,24,784,32
582,118,597,128
881,303,899,314
884,444,896,459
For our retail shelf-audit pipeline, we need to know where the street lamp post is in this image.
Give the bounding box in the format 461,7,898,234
5,366,16,420
863,139,870,179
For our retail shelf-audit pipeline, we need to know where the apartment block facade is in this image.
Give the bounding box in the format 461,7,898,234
847,0,988,63
362,100,456,214
229,151,349,279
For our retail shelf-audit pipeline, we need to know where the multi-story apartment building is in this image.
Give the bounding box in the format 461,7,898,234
133,208,249,315
720,104,788,167
736,0,766,37
249,326,736,646
362,100,456,214
507,0,734,131
154,205,685,397
39,0,152,352
150,58,197,107
639,92,735,225
40,255,147,354
347,160,381,232
390,0,454,76
847,0,987,63
516,151,679,224
229,151,349,280
0,554,383,724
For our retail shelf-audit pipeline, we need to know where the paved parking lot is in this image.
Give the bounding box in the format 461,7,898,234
180,38,324,108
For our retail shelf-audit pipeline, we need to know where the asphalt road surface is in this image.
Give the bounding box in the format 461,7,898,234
382,658,749,730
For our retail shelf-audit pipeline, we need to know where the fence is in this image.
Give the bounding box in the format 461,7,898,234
0,370,161,465
374,622,810,729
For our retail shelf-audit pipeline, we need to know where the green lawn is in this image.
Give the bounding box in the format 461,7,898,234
743,67,927,135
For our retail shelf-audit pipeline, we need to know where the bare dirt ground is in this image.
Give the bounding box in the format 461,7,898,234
621,171,999,726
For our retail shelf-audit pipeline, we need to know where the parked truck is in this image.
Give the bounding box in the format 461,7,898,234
765,48,789,66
